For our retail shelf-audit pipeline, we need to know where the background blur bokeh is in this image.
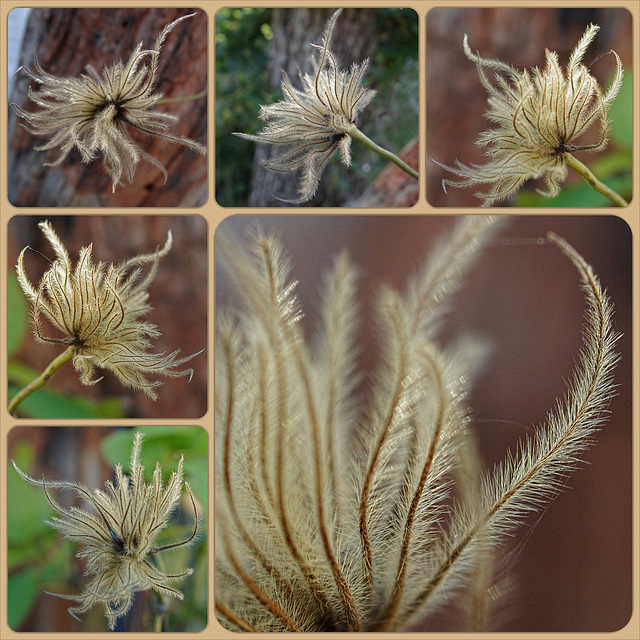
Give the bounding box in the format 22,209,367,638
215,214,632,632
215,7,419,207
7,425,208,632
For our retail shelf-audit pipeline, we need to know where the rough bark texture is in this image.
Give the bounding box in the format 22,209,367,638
427,7,632,207
247,8,380,207
8,215,208,419
350,136,419,207
8,8,208,207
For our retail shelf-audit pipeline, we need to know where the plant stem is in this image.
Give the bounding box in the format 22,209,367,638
349,127,419,181
8,347,74,415
154,612,164,632
564,152,628,207
155,88,207,105
153,594,170,632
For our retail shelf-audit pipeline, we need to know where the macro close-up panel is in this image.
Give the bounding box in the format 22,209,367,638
7,7,208,207
214,214,632,633
7,425,208,632
215,7,419,207
427,7,632,207
7,215,208,419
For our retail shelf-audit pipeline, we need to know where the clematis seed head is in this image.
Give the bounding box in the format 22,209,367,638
433,24,623,206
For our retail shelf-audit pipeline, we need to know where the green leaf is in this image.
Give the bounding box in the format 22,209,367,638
608,70,632,149
101,427,208,510
39,541,75,584
590,149,633,177
7,442,53,547
524,170,630,206
6,361,41,386
7,361,126,417
8,383,124,418
7,570,38,630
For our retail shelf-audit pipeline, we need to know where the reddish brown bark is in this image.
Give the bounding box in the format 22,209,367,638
8,8,208,207
351,137,419,207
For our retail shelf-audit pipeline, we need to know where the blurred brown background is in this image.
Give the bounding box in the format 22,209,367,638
8,8,207,207
8,215,208,418
427,7,633,207
215,214,632,632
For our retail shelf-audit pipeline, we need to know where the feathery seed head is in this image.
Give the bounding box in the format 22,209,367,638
11,13,207,192
16,220,202,399
215,218,619,631
436,24,623,206
233,9,376,203
12,432,199,630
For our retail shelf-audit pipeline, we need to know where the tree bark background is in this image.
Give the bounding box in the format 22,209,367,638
426,7,632,207
247,8,380,207
8,8,208,207
8,215,208,419
351,137,419,207
8,426,117,631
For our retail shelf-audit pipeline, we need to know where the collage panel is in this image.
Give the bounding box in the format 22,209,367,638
214,215,632,632
426,7,632,208
7,425,208,632
7,7,208,207
1,2,639,639
215,7,419,208
7,215,208,419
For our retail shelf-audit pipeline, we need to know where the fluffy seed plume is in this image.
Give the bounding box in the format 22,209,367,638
11,13,207,192
233,9,376,203
433,24,623,206
12,432,199,630
16,220,202,399
214,218,619,631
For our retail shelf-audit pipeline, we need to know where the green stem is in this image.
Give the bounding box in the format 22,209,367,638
153,594,169,632
564,152,628,207
155,88,207,105
349,127,419,181
8,347,74,415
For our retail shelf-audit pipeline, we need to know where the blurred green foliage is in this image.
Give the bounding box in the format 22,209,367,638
514,69,632,207
7,272,125,418
215,8,419,206
215,8,273,206
101,426,208,520
8,440,77,630
8,428,207,632
100,427,208,632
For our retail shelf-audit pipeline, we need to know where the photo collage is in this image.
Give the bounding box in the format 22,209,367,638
0,2,637,638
